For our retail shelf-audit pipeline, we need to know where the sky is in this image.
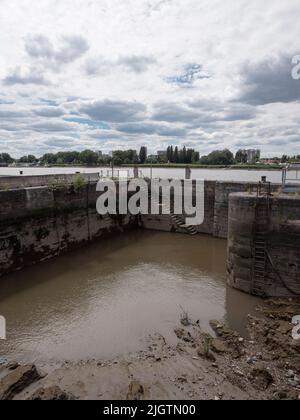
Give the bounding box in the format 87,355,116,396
0,0,300,158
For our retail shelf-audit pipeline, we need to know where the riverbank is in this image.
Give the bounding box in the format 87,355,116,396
1,298,299,400
8,164,282,170
124,164,282,171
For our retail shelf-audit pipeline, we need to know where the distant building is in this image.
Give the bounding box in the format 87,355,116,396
148,154,158,161
157,151,167,158
240,149,261,163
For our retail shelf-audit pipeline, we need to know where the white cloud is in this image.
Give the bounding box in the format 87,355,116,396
0,0,300,156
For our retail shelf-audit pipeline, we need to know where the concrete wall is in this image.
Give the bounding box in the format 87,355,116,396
0,182,137,277
141,181,216,235
0,173,100,190
227,193,300,297
0,177,285,278
141,181,281,238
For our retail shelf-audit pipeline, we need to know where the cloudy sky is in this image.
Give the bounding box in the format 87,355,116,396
0,0,300,157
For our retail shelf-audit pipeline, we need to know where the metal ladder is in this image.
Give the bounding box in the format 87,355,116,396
252,196,270,296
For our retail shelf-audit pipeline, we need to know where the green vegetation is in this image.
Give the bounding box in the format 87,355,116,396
1,148,299,168
72,174,86,192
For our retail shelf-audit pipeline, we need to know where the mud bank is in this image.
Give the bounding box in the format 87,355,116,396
0,298,299,400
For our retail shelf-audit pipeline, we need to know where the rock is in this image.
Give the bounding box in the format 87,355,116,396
273,388,300,400
7,363,19,371
247,356,258,365
0,364,41,400
174,328,193,343
250,365,274,391
278,321,292,335
127,381,144,400
197,345,216,362
286,369,295,378
30,386,75,400
211,338,229,354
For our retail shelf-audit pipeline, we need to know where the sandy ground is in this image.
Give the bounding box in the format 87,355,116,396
1,298,300,401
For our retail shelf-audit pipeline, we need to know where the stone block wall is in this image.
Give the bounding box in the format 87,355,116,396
0,182,137,277
227,193,300,297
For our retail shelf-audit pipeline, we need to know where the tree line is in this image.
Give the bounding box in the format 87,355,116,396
1,149,300,167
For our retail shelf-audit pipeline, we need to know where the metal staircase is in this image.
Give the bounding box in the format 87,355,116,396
252,196,270,296
171,212,198,236
139,180,198,236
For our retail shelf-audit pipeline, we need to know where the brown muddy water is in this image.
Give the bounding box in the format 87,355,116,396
0,231,261,365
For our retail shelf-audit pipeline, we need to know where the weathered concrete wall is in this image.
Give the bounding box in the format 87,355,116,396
0,177,286,278
0,182,137,277
141,181,216,235
0,173,100,190
213,182,281,239
141,181,281,238
227,193,300,297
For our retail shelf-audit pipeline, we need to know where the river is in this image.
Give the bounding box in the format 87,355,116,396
0,166,283,183
0,231,261,365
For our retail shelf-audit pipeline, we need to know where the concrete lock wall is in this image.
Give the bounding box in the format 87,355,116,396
227,193,300,298
0,177,286,279
0,182,138,277
0,173,100,190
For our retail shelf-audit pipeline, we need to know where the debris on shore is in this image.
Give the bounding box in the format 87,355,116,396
0,298,299,400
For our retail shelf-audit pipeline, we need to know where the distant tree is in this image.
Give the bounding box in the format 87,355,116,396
186,148,193,164
174,147,179,164
200,149,234,166
139,147,147,164
18,155,38,164
182,146,187,164
112,150,139,166
192,151,200,164
79,150,99,165
0,153,14,164
170,146,174,163
235,150,248,164
40,153,57,165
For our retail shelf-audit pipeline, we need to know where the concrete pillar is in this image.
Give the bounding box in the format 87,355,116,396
185,167,191,180
133,166,139,178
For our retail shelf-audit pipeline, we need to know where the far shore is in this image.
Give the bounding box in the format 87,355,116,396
2,164,283,171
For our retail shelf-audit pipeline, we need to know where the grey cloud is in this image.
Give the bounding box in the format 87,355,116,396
222,105,257,122
31,121,74,132
116,122,186,137
43,137,77,148
152,101,257,129
80,100,146,123
84,54,155,76
0,124,20,132
3,67,50,86
25,34,89,65
34,107,64,117
0,109,28,118
238,54,300,105
85,57,109,76
117,55,156,73
151,103,201,123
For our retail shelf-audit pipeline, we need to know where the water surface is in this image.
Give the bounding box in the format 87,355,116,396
0,166,282,183
0,231,261,364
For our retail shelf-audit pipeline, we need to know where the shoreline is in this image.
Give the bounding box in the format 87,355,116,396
1,164,282,171
1,298,299,400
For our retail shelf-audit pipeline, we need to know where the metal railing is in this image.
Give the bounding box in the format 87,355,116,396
282,164,300,191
